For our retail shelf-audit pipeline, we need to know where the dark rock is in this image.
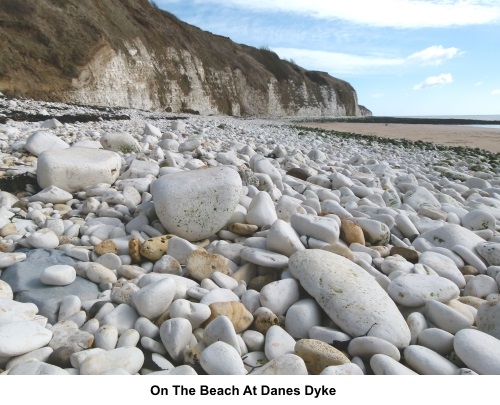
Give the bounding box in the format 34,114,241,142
390,246,420,263
1,249,99,324
48,346,76,369
286,168,310,181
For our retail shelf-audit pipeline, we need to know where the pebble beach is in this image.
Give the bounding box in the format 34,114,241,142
1,95,500,376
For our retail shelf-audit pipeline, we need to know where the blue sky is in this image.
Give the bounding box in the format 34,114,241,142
156,0,500,116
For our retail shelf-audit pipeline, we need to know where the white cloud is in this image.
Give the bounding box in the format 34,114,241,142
406,46,463,66
178,0,500,28
492,89,500,95
413,74,453,90
273,47,404,75
273,45,460,75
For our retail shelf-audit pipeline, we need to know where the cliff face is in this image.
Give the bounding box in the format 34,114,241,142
0,0,363,117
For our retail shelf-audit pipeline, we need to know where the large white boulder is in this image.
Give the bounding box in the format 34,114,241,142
151,167,242,241
37,147,121,192
289,249,411,349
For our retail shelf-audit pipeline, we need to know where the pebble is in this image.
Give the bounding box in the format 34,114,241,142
476,299,500,339
454,328,500,374
79,347,144,375
131,277,176,320
159,317,192,363
40,265,76,286
205,301,253,333
0,321,52,357
387,273,460,307
295,338,350,374
347,336,401,361
245,191,278,227
186,249,232,281
259,279,300,315
370,354,418,375
240,247,289,268
417,328,454,356
200,341,247,375
285,298,322,338
289,250,411,348
425,300,473,334
152,167,242,241
264,325,297,360
404,345,459,375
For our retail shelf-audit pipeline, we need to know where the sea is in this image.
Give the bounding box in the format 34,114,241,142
398,115,500,129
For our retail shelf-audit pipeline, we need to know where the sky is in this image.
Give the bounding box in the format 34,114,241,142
156,0,500,116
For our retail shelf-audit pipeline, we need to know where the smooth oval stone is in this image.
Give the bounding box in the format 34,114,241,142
93,325,119,350
425,300,473,334
0,321,52,357
25,130,69,156
6,346,54,370
200,341,247,375
240,247,289,268
419,251,466,288
101,304,139,335
131,278,176,320
79,347,144,375
151,167,242,241
419,224,484,251
295,338,350,374
199,288,240,306
37,147,121,193
259,279,300,316
242,330,265,352
417,328,454,356
462,209,496,231
40,265,76,286
388,274,459,307
404,345,459,375
454,328,500,374
347,336,400,361
370,353,418,375
464,275,499,298
249,353,308,375
289,250,411,349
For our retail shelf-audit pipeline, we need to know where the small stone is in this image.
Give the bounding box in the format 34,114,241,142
370,354,418,375
227,223,258,236
295,339,350,374
240,247,289,268
476,299,500,339
266,219,305,257
259,279,300,316
131,278,176,320
203,315,241,354
291,213,340,245
252,308,279,334
390,246,419,263
169,299,211,329
245,191,278,227
140,235,175,261
417,328,454,356
347,336,401,361
128,238,141,263
186,249,232,281
40,265,76,286
340,219,365,245
159,318,192,363
322,243,355,261
204,301,253,333
425,300,473,334
200,341,246,375
285,299,322,339
0,279,14,300
265,325,296,360
404,345,459,375
95,239,119,255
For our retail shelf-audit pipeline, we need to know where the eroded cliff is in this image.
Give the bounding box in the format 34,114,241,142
0,0,363,117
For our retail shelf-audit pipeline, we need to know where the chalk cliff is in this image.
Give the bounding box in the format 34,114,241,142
0,0,364,117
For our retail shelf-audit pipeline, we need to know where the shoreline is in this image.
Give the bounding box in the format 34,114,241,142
297,122,500,153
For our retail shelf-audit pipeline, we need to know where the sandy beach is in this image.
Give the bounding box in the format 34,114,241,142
297,122,500,153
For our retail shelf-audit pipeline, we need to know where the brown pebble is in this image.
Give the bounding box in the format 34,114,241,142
460,265,479,276
248,274,276,291
252,311,279,334
340,219,365,245
186,249,232,282
204,302,254,333
227,223,259,236
140,235,175,261
95,239,118,255
295,339,350,374
322,243,354,261
129,238,141,263
390,246,420,263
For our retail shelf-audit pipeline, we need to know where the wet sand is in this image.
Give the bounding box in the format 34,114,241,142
297,122,500,153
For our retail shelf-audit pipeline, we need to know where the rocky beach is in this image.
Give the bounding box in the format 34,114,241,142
1,94,500,376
